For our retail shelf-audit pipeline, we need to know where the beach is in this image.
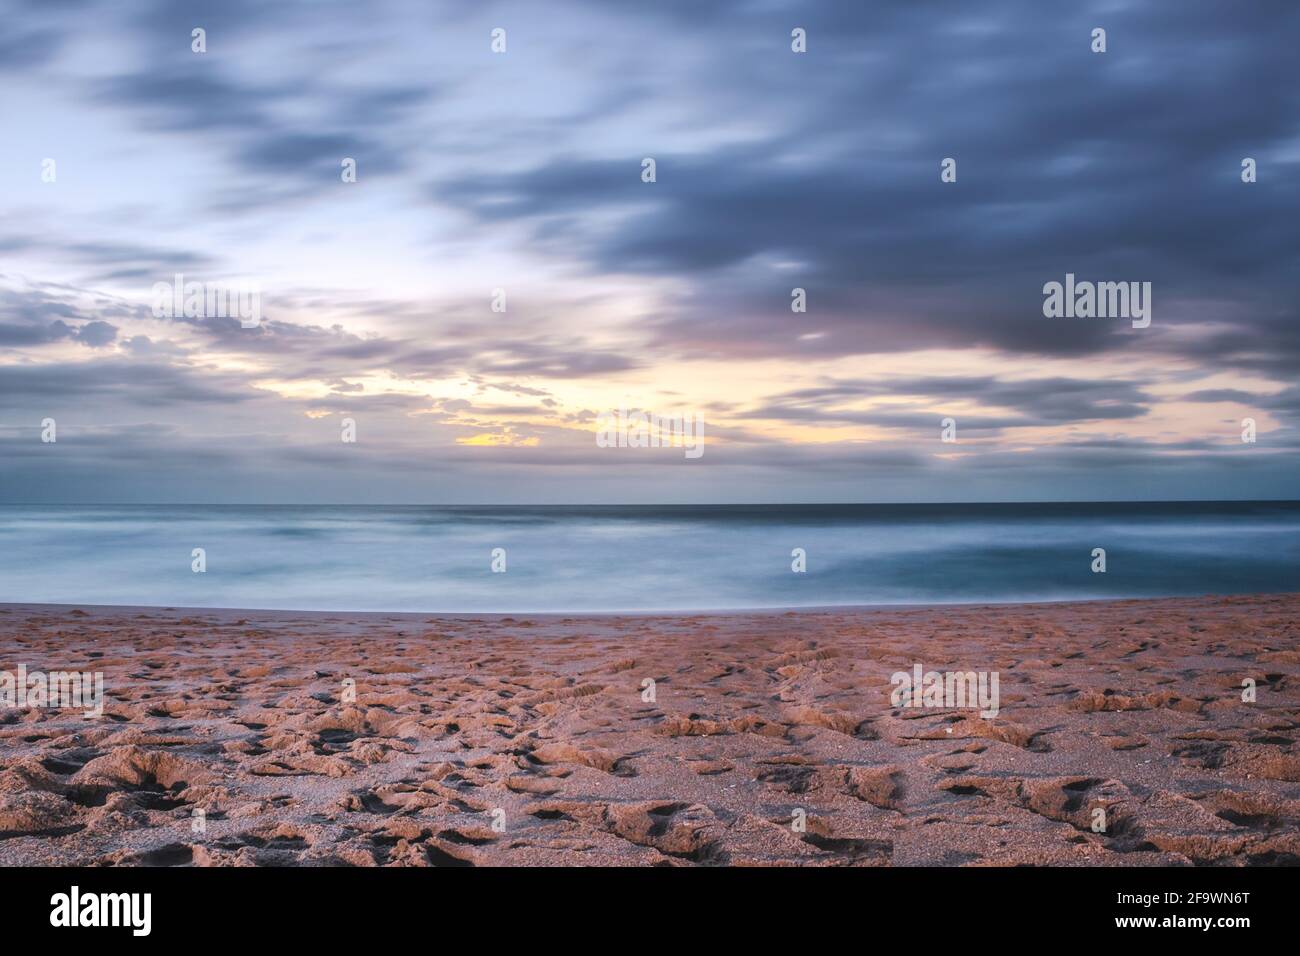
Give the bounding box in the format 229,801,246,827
1,594,1298,866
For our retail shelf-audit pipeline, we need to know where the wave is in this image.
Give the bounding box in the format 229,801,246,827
1,503,1296,612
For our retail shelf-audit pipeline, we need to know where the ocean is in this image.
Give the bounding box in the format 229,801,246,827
0,502,1296,613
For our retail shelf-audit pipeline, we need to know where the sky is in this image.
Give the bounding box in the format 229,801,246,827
0,0,1297,504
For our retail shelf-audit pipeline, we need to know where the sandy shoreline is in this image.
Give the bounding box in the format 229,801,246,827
2,594,1298,866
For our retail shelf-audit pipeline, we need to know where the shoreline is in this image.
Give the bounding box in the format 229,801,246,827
2,591,1290,621
2,593,1298,866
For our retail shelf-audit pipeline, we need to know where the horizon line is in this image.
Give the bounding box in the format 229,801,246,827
2,499,1298,508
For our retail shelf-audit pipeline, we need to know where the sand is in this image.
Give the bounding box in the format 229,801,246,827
1,594,1298,866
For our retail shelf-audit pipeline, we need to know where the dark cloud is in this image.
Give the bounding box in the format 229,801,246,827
1182,389,1260,404
74,320,118,347
0,321,72,347
433,0,1300,371
121,335,189,358
0,285,119,348
0,360,260,405
90,1,432,202
0,233,215,286
0,27,61,71
749,376,1153,433
236,131,402,179
99,70,270,133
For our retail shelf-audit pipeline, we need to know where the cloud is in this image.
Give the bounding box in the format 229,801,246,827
0,359,260,405
430,0,1300,371
1,0,1298,502
0,27,61,72
748,375,1153,433
73,320,118,347
0,283,120,347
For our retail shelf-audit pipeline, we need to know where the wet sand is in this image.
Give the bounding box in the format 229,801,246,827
1,594,1298,866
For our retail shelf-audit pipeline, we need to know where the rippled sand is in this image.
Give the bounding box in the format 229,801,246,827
1,595,1298,866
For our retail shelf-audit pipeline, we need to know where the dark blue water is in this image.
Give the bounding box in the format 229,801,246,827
0,502,1295,612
